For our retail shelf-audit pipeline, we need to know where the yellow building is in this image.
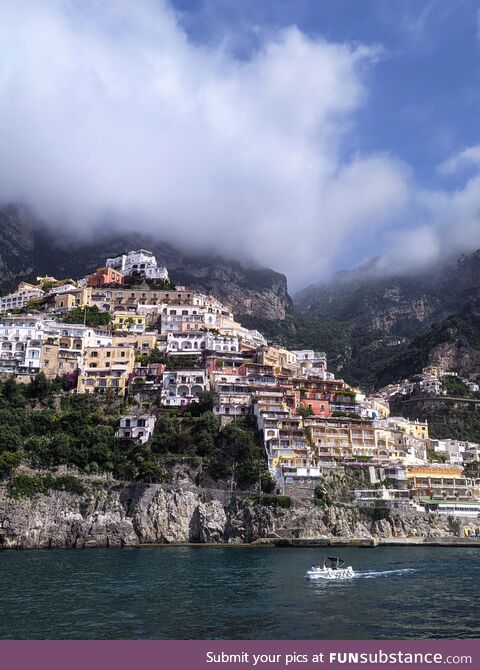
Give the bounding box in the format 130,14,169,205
374,428,399,459
112,333,157,352
369,397,390,418
390,416,429,440
405,464,476,500
256,346,297,372
110,288,196,309
77,345,135,396
305,418,377,460
40,342,79,378
54,287,92,313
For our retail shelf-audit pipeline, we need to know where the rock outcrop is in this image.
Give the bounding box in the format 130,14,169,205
0,482,466,549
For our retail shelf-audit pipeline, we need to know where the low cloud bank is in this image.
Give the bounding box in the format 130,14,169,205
0,1,479,289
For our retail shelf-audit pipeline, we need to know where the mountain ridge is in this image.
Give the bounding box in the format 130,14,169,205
0,205,291,320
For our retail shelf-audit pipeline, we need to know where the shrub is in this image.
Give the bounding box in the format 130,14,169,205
260,473,276,494
0,451,21,478
43,475,86,495
314,485,332,505
8,474,46,499
60,306,111,328
8,473,87,498
256,494,291,509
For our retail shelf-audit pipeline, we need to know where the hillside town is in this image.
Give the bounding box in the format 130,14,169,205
1,249,480,519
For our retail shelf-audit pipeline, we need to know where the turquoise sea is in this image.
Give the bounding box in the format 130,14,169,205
0,546,479,639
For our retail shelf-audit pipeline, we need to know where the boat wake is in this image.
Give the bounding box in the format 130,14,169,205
353,568,416,579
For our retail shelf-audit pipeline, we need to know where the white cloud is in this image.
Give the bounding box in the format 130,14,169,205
0,0,412,288
0,0,478,290
438,145,480,175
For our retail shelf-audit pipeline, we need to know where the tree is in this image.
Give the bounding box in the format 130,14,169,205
297,405,313,417
0,425,22,454
136,347,165,365
188,391,215,416
260,473,276,493
135,461,166,483
0,376,26,408
0,451,21,478
60,306,111,328
27,373,51,400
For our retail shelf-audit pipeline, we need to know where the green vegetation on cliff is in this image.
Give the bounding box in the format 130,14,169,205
60,305,112,328
0,374,268,491
239,313,407,388
377,308,480,388
390,396,480,442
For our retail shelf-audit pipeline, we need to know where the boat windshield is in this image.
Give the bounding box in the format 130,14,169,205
324,556,346,570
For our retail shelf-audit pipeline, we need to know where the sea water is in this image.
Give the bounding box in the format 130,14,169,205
0,546,479,639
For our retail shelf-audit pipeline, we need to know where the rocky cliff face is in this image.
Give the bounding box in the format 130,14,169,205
294,252,480,337
0,482,462,549
0,205,291,320
0,205,36,287
428,341,480,381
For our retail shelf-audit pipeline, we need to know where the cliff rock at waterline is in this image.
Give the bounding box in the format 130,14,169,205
0,482,461,549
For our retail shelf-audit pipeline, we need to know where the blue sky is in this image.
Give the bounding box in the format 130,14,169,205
1,0,480,287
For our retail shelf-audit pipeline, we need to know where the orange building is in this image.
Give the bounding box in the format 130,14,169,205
299,398,331,417
87,267,124,288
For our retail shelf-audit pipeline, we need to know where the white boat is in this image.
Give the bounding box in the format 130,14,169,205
306,556,354,580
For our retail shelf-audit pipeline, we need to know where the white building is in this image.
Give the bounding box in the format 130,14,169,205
431,438,480,465
116,415,156,444
292,350,327,368
211,374,252,420
464,443,480,463
106,249,168,280
0,316,46,374
354,488,416,510
420,379,444,395
48,283,79,295
205,333,240,353
161,369,209,406
166,331,205,354
45,322,113,348
0,284,44,313
0,315,112,376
